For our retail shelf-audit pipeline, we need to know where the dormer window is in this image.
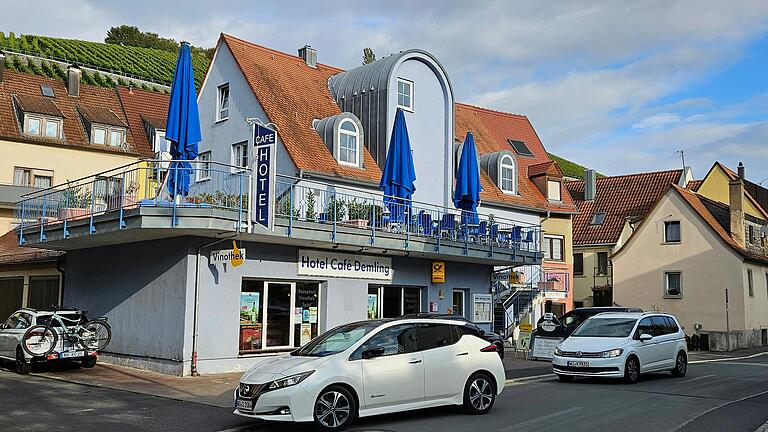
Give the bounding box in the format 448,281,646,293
397,78,413,111
547,179,561,201
91,125,126,147
337,119,360,166
77,105,128,148
500,154,516,194
25,115,62,139
154,129,172,154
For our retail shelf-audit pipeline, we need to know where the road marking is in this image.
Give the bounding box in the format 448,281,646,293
673,388,768,431
723,362,768,368
675,374,715,384
504,373,554,386
500,406,583,431
690,351,768,364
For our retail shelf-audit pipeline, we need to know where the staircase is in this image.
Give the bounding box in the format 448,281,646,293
493,265,545,338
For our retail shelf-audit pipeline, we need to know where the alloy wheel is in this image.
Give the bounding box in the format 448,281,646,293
627,358,639,382
469,377,493,411
315,390,351,429
676,353,687,375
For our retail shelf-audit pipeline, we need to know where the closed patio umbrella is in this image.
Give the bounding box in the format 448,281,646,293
379,109,417,223
453,132,483,226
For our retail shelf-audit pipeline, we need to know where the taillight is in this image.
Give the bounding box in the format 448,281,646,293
481,344,498,353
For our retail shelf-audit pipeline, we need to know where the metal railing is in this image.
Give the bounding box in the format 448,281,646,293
274,175,542,256
13,159,251,243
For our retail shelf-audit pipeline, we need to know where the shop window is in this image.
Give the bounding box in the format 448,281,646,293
452,290,465,317
573,253,584,276
239,280,320,355
0,277,24,323
28,276,60,310
367,286,379,319
368,286,423,319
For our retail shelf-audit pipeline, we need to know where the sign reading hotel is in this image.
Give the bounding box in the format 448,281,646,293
252,123,277,230
298,249,392,280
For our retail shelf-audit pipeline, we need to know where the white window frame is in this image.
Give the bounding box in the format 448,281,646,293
197,151,212,182
499,154,516,194
472,294,492,324
664,271,683,298
336,119,360,167
14,167,54,188
44,118,61,139
543,234,564,261
24,115,62,139
452,289,466,318
90,125,126,147
92,126,107,145
153,129,171,154
231,141,248,172
109,128,125,147
547,179,562,201
396,77,414,112
217,83,230,122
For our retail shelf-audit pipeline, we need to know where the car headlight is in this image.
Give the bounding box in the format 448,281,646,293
599,348,624,358
554,347,563,356
266,371,314,391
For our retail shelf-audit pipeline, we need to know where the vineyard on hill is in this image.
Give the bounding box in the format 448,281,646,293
0,32,209,90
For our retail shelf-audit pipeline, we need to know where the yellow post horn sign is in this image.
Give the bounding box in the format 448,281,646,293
231,240,244,267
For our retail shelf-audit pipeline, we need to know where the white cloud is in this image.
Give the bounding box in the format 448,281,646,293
632,113,682,130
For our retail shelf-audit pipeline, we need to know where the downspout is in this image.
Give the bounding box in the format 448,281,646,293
191,233,238,377
56,255,66,306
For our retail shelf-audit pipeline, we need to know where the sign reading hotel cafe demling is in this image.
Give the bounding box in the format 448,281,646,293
298,249,393,280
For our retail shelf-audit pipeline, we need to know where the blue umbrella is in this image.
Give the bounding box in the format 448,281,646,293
379,109,417,223
453,132,483,226
166,42,201,198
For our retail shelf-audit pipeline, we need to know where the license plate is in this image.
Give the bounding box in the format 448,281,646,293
236,399,254,411
567,360,590,367
59,350,85,359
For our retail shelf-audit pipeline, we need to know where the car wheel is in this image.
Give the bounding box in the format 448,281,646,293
624,356,640,384
313,385,356,431
15,347,31,375
671,351,687,377
557,374,573,382
82,355,97,369
463,373,496,415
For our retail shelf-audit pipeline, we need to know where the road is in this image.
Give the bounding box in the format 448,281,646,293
1,353,767,432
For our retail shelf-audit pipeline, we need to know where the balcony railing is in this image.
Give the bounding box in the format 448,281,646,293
274,176,541,256
14,159,250,243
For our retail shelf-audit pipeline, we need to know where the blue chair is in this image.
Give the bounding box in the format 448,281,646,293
441,214,456,239
510,226,523,247
419,211,433,236
522,229,534,250
490,223,499,244
318,212,327,223
477,220,488,243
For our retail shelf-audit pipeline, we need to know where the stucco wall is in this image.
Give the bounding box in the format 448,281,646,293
572,245,613,306
742,263,768,334
613,190,746,333
697,166,764,219
541,214,574,311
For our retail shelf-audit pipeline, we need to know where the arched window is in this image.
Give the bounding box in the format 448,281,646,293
337,119,359,166
499,155,516,194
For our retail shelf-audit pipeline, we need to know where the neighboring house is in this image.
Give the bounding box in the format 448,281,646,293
613,162,768,350
0,61,165,319
16,34,573,375
565,168,690,307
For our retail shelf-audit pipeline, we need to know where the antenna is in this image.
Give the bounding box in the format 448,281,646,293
674,150,685,170
758,177,768,186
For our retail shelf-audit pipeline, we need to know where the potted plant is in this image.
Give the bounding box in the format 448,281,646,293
345,198,370,228
304,189,317,221
59,187,91,220
325,195,346,222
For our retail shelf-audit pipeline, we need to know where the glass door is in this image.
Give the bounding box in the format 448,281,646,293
264,282,293,348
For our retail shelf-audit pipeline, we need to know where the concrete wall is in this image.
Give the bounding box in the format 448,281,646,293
63,237,196,375
613,190,749,338
194,241,492,374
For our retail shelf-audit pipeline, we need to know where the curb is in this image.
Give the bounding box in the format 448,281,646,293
505,373,554,385
755,420,768,432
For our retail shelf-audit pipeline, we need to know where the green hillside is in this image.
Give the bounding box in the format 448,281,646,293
0,32,209,90
548,153,603,180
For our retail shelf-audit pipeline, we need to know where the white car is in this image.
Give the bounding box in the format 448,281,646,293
234,317,506,431
0,308,98,374
552,312,688,384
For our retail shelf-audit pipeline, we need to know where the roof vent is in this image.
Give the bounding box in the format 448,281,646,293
67,64,82,97
298,45,317,68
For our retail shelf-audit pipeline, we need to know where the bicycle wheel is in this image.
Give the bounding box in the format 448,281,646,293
23,325,59,357
80,320,112,351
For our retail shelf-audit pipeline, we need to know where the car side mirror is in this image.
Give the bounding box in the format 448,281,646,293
639,333,653,342
361,347,385,359
478,329,486,336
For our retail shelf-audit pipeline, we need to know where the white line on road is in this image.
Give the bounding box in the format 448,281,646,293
674,374,715,384
673,388,768,431
504,374,554,386
690,351,768,364
499,406,584,431
723,362,768,368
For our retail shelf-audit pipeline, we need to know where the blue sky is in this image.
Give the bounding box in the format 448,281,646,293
3,0,768,183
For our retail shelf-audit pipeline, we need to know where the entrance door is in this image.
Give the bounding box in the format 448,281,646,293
264,282,293,348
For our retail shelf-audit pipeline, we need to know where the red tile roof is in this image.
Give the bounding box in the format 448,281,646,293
116,86,170,157
77,104,128,128
686,179,703,191
455,103,576,213
565,169,683,245
0,230,62,265
0,71,150,157
220,34,382,183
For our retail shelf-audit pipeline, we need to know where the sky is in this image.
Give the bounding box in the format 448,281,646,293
3,0,768,183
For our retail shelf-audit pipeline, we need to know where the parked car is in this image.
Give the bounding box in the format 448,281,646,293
0,308,98,374
532,306,644,339
552,312,688,384
234,317,506,431
401,313,505,358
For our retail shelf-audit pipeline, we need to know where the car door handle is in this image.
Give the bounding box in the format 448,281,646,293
456,352,469,356
409,359,422,364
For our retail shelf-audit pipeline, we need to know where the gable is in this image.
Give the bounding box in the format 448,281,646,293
697,164,766,219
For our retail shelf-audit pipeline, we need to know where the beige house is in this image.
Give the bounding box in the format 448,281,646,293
613,163,768,350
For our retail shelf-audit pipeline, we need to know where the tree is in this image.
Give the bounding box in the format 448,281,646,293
105,25,178,52
362,48,376,65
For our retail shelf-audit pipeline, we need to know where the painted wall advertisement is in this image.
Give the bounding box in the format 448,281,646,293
297,249,392,280
252,123,277,230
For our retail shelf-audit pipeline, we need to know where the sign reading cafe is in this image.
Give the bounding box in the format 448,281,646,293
252,123,277,230
298,249,392,281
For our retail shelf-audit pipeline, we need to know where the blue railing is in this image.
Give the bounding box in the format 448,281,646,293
13,159,251,244
274,176,541,257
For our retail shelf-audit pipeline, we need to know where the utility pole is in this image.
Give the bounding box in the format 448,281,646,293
725,288,731,352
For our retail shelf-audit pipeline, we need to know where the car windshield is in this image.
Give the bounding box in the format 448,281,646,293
292,321,384,357
571,317,637,338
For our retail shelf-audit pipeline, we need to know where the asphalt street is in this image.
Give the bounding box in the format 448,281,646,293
1,353,767,432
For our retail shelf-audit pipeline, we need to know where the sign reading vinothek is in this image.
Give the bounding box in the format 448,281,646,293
252,123,277,230
297,249,392,280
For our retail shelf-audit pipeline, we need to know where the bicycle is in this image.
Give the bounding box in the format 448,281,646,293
21,307,112,357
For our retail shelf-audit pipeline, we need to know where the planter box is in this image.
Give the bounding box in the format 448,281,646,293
343,219,369,228
59,207,90,220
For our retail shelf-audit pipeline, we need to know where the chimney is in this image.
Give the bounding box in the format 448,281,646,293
0,50,5,82
584,169,597,201
298,45,317,68
729,163,745,249
67,64,81,97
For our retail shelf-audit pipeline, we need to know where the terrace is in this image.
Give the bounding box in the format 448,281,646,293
13,160,542,265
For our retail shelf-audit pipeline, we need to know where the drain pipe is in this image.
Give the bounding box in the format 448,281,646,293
191,233,238,376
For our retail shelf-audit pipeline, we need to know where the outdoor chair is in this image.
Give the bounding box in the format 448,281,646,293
418,211,433,236
440,213,456,240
